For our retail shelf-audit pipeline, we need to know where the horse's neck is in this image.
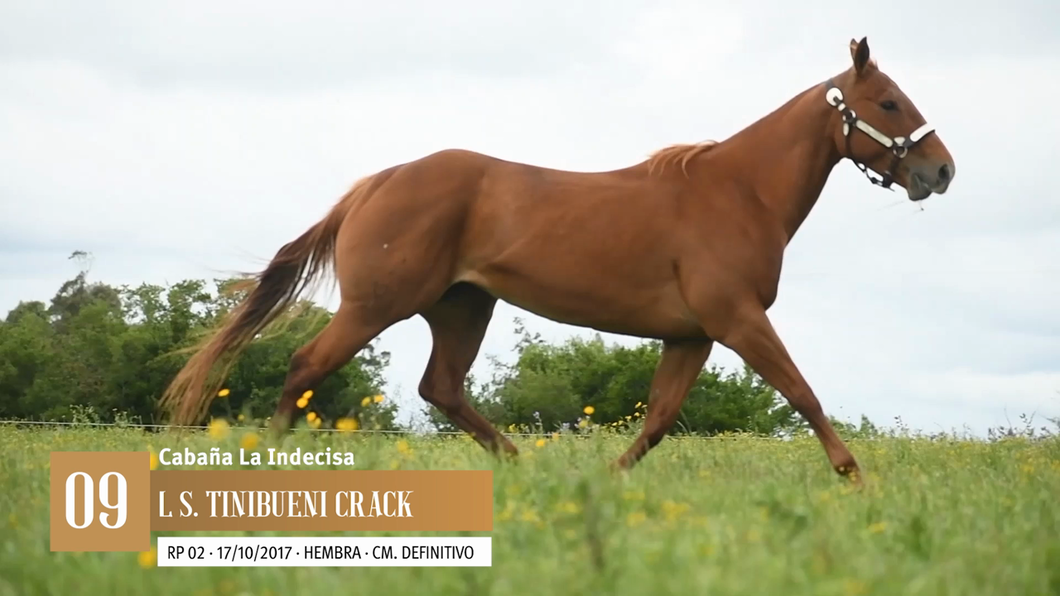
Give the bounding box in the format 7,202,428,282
711,83,843,242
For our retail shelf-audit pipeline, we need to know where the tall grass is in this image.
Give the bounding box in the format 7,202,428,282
0,422,1057,596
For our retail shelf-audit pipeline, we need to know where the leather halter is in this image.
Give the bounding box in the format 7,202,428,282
824,79,935,190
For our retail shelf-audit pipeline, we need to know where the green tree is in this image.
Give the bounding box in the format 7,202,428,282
422,372,511,433
0,256,399,430
422,319,802,436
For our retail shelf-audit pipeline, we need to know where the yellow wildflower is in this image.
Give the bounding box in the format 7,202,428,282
208,418,230,440
662,500,690,522
535,438,546,448
396,439,411,454
583,406,595,416
239,432,259,451
578,419,588,428
497,501,516,522
309,417,322,429
217,388,230,398
336,417,360,432
237,414,245,422
307,412,318,422
302,390,314,400
138,546,157,568
558,501,580,514
296,397,308,409
361,396,372,407
373,394,384,403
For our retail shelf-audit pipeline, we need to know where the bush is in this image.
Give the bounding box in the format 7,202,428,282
423,318,803,436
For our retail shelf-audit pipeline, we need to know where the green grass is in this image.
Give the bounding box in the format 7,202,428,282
1,424,1058,596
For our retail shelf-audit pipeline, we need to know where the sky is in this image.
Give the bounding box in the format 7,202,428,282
2,1,1059,436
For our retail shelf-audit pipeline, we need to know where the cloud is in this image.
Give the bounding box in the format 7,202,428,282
0,1,649,91
2,1,1058,436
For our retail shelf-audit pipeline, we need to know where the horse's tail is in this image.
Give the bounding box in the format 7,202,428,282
159,176,374,427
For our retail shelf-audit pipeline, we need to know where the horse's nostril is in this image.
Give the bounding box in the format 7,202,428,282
938,163,951,183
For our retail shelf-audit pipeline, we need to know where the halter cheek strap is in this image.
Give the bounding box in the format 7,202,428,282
824,79,935,190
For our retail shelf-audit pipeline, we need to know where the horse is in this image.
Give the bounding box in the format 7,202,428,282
160,37,955,483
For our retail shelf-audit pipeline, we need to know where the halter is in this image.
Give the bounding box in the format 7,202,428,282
824,79,935,190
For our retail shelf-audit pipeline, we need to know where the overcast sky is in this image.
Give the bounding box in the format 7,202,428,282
2,1,1058,435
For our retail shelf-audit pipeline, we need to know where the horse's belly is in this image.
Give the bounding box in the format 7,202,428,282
457,263,704,340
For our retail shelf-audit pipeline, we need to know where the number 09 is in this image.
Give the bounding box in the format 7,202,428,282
65,471,127,529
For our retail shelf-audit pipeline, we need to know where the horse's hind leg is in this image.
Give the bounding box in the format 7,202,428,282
613,339,714,469
269,302,392,434
418,283,518,457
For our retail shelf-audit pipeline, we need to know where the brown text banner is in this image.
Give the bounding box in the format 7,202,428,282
150,470,493,532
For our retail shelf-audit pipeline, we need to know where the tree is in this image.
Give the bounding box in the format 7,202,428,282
0,256,398,429
422,372,508,433
421,319,802,436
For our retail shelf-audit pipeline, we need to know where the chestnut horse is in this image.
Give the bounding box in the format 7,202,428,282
160,38,954,482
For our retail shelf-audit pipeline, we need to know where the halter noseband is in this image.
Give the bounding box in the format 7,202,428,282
824,79,935,190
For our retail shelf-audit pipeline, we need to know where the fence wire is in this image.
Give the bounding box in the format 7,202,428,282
0,418,780,440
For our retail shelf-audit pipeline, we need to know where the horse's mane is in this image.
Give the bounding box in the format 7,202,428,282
646,140,719,177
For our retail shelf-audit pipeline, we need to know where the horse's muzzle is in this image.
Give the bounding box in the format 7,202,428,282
907,160,955,201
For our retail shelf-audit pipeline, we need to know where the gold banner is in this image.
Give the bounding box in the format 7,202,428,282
150,470,493,532
49,452,493,552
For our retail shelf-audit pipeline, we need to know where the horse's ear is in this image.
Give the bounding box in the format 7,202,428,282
849,37,871,76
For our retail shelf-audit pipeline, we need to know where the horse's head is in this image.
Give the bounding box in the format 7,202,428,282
825,37,955,201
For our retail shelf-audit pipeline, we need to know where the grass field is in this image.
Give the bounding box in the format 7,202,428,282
1,424,1058,596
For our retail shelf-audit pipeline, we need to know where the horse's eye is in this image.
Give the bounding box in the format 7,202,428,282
879,100,898,111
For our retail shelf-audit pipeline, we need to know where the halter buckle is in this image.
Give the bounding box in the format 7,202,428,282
824,78,933,192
